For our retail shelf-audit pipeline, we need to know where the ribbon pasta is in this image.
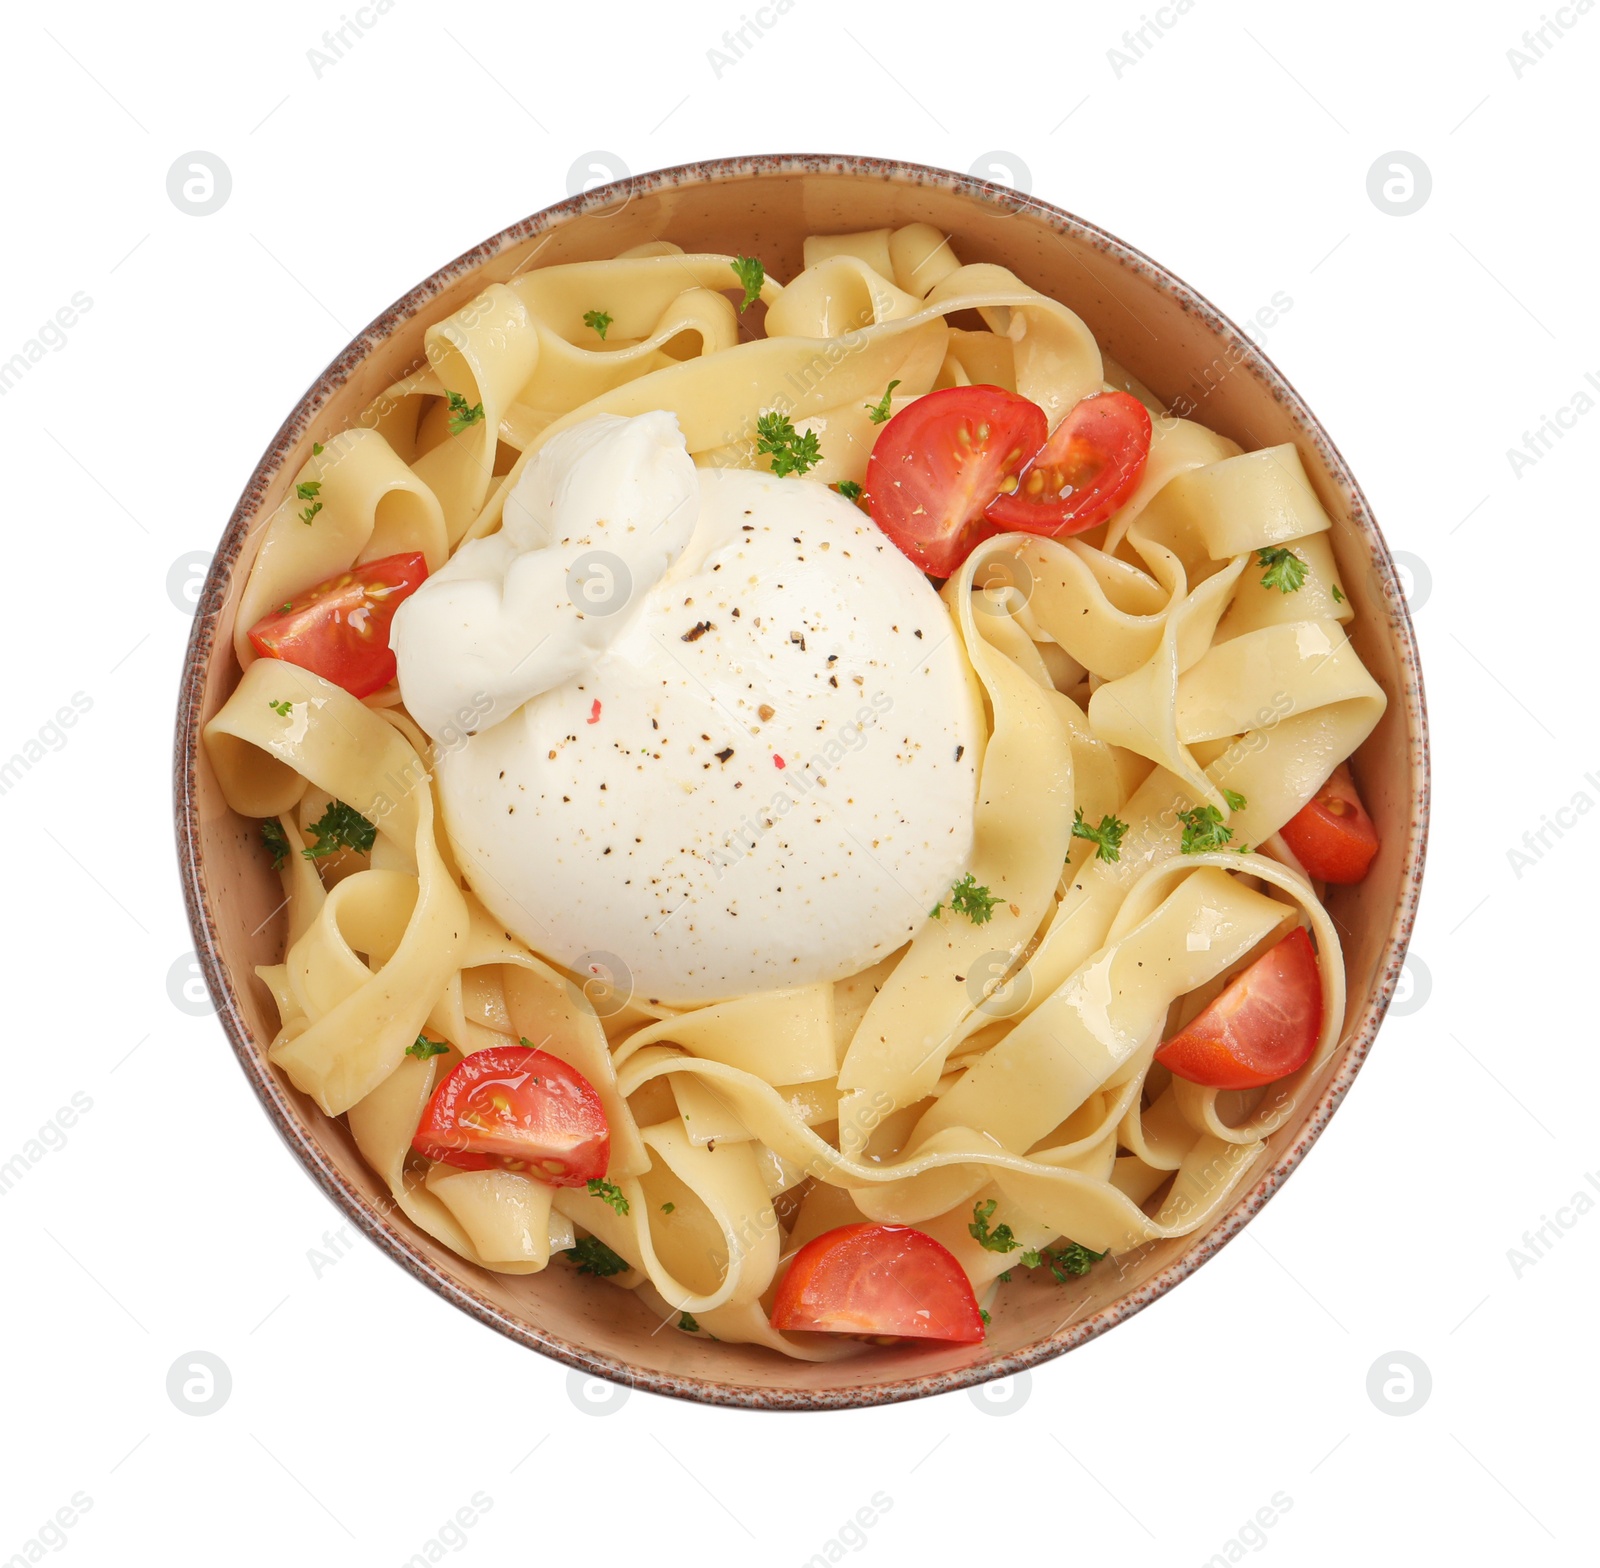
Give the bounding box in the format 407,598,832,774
204,225,1385,1359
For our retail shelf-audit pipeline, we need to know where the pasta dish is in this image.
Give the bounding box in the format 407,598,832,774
203,223,1386,1358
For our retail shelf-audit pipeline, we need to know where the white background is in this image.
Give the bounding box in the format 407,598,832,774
1,1,1590,1563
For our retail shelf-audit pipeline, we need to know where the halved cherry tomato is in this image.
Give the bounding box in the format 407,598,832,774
983,390,1151,536
248,551,428,698
1279,761,1380,884
769,1223,985,1343
1154,927,1323,1091
412,1044,609,1186
864,386,1046,576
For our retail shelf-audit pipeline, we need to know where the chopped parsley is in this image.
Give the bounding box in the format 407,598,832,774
267,698,294,718
312,441,325,455
1256,546,1307,594
407,1036,448,1060
1331,583,1346,604
933,873,1001,925
297,499,322,526
1178,804,1235,855
970,1201,1105,1281
446,389,484,435
582,309,612,340
1020,1242,1107,1281
864,379,901,424
979,1308,991,1327
586,1177,630,1216
969,1199,1020,1254
660,1201,675,1214
301,800,377,860
1072,808,1128,864
730,254,765,312
295,481,321,502
260,818,290,870
834,479,864,503
755,411,822,477
678,1312,700,1333
564,1236,630,1276
1221,788,1248,812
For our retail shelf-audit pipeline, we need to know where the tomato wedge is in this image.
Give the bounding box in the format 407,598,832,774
983,390,1151,536
1279,761,1380,884
770,1223,984,1343
1154,927,1323,1090
864,386,1045,576
412,1044,609,1186
248,551,428,698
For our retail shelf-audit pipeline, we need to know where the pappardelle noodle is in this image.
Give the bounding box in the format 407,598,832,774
205,223,1386,1358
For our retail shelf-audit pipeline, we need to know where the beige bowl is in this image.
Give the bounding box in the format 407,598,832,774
174,155,1428,1410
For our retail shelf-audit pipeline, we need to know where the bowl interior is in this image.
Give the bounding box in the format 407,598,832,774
177,157,1426,1409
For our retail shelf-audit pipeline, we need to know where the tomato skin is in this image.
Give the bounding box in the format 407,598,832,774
865,386,1046,577
769,1223,985,1343
412,1045,610,1187
248,551,428,699
983,390,1151,536
1279,761,1380,884
1154,927,1323,1091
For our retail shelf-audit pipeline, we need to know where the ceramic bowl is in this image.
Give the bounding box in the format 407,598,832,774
174,154,1428,1410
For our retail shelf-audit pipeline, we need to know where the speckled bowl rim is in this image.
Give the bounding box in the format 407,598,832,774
174,152,1429,1412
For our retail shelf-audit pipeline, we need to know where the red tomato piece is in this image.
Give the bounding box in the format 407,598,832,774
983,390,1151,536
769,1223,985,1343
865,386,1046,576
1154,927,1323,1091
412,1044,610,1186
1279,761,1380,884
247,551,428,698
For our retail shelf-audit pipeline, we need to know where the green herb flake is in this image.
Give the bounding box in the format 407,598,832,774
586,1177,630,1216
301,800,377,860
968,1198,1020,1254
755,411,822,477
941,873,1001,925
1039,1241,1107,1280
583,309,612,340
260,818,290,870
1256,546,1307,594
1018,1241,1108,1282
564,1235,630,1277
267,698,294,718
1221,788,1248,812
864,379,901,424
835,479,864,503
1072,808,1128,864
730,254,765,312
407,1036,448,1060
1178,804,1234,855
678,1311,700,1333
446,389,485,435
